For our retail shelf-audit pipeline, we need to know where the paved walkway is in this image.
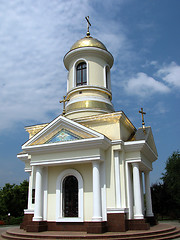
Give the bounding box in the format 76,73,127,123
159,221,180,239
0,225,18,240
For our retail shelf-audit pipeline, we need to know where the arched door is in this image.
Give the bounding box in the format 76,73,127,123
62,175,78,217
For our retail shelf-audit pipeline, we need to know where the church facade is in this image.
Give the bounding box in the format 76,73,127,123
18,23,158,233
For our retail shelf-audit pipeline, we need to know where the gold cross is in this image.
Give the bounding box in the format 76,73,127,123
59,96,69,115
139,107,146,130
85,16,91,36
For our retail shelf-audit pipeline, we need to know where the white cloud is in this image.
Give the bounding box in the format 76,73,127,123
0,0,92,131
157,62,180,88
0,0,131,132
124,72,170,97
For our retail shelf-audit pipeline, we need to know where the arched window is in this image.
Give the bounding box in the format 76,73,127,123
62,175,78,217
76,62,87,86
105,66,110,89
56,169,84,222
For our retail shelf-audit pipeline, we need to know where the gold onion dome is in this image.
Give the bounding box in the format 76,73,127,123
70,35,107,51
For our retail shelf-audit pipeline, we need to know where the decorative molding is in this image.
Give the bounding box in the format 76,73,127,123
22,115,111,151
64,47,114,70
124,141,158,163
24,209,34,214
23,137,110,154
31,155,104,166
107,208,129,214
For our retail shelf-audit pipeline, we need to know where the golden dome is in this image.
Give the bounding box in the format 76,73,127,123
70,35,107,51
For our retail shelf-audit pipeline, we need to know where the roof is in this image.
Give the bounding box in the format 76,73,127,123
70,35,107,51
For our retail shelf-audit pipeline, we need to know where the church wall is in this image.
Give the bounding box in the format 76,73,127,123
120,123,134,141
67,54,107,90
47,163,93,222
87,121,120,140
88,57,106,87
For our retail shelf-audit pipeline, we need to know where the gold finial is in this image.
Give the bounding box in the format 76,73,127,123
85,16,91,36
59,96,69,115
139,107,146,133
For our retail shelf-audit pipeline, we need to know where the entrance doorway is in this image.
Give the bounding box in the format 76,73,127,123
62,175,78,217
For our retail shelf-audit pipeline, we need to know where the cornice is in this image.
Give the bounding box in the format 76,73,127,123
31,154,104,166
64,47,114,70
124,140,158,162
22,137,111,154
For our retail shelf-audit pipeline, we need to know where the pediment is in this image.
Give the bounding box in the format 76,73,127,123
145,127,158,157
22,115,105,148
129,126,158,157
46,129,82,144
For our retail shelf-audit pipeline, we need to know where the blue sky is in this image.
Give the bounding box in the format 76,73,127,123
0,0,179,187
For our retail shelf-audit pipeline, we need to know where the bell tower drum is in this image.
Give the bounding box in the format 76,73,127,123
63,17,114,119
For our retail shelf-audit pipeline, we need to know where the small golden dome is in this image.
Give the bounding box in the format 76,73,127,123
70,35,107,51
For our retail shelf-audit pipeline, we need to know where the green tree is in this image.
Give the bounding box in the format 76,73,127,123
0,180,28,218
161,150,180,218
151,182,169,219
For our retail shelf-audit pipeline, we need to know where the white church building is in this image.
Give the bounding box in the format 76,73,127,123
18,19,158,233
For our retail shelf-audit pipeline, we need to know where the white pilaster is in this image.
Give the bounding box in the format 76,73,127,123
132,163,143,219
43,167,48,221
144,171,154,217
92,161,102,221
126,162,133,219
114,150,121,208
27,172,32,210
33,166,43,221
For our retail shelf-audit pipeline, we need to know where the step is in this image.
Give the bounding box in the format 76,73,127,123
1,226,180,240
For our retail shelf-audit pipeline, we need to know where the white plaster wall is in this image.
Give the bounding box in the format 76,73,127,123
87,121,120,140
47,163,93,222
67,54,107,91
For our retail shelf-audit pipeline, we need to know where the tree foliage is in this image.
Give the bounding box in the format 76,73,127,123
0,180,28,218
151,150,180,219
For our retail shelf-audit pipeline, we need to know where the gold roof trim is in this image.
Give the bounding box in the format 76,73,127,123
25,123,48,139
75,111,136,130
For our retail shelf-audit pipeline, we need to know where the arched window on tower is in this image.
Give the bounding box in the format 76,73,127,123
76,62,87,86
105,65,110,90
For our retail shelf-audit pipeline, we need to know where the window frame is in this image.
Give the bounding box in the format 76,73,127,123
76,62,87,86
104,65,111,90
73,59,88,88
56,169,84,222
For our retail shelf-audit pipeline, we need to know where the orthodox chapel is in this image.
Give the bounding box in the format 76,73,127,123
18,18,158,233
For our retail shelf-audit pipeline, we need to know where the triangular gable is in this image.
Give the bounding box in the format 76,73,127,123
46,129,82,144
145,127,158,157
129,127,158,157
22,115,105,148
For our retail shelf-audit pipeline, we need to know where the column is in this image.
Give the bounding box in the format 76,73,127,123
114,151,121,208
140,171,145,215
92,161,102,221
132,163,143,219
33,166,43,221
144,171,154,217
27,172,32,210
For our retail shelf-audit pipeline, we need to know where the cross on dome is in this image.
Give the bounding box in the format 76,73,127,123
85,16,91,36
